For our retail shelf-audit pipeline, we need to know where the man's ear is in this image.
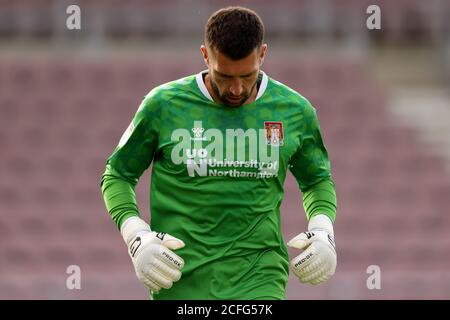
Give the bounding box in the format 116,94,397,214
200,45,209,66
259,44,267,65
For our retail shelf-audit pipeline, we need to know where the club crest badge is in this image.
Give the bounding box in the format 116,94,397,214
264,121,284,146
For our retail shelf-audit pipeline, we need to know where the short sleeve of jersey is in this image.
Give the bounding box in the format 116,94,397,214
105,92,160,185
288,100,331,191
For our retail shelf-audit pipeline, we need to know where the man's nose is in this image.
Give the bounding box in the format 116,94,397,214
229,79,243,96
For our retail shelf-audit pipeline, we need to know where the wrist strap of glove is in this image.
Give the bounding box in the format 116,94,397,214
120,216,151,246
308,214,334,237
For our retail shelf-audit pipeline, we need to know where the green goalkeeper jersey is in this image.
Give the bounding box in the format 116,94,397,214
101,70,337,300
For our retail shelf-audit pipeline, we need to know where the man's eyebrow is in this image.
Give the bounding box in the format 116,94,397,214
215,70,232,77
215,70,255,78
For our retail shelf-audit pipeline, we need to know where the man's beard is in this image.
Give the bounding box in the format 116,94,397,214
210,78,258,107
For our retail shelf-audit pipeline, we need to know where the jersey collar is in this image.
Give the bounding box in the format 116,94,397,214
195,70,268,102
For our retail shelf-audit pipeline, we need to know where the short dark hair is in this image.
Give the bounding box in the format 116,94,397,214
205,6,264,60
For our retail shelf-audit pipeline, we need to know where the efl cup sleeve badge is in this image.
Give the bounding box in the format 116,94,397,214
118,121,135,148
264,121,284,146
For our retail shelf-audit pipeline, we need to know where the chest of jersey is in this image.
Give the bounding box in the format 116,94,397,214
153,94,302,181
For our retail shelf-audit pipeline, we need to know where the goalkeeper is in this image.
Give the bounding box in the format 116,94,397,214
101,6,337,300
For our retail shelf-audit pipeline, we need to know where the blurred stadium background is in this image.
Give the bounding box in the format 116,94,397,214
1,0,450,299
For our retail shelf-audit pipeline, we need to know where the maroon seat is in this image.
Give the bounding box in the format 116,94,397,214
1,58,450,299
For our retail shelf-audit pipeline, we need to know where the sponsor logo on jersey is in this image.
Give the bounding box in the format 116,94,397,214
191,126,207,141
264,121,284,146
171,120,280,179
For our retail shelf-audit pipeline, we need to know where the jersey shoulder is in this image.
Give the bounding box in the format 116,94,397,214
140,74,199,111
266,76,315,112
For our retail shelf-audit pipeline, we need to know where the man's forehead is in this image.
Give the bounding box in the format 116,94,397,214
209,47,259,76
209,45,259,61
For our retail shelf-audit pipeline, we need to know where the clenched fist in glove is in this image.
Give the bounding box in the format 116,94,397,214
287,214,336,285
121,216,185,293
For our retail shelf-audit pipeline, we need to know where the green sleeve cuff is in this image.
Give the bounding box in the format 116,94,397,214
302,177,337,223
100,169,141,230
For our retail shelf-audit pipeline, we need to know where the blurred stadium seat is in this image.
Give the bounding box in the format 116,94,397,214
0,0,449,300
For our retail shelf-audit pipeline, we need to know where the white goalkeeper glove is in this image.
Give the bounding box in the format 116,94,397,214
287,214,337,285
121,216,185,293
